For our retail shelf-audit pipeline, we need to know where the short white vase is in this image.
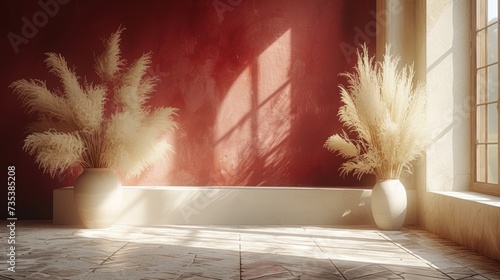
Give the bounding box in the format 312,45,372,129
371,179,407,230
74,168,122,229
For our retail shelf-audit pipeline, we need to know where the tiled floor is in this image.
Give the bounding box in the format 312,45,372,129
1,221,500,279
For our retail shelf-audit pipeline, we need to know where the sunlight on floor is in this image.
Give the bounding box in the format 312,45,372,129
78,225,439,268
6,222,499,279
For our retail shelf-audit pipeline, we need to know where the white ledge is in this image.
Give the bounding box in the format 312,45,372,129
116,186,374,190
54,186,417,226
430,191,500,207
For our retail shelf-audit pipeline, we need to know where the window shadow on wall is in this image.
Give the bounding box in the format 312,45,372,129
155,0,377,187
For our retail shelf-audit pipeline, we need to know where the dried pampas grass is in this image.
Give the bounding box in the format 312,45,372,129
324,45,427,180
11,27,179,178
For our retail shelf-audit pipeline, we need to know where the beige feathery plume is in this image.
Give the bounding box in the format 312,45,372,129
116,53,153,113
23,131,84,177
324,133,358,158
10,79,73,124
95,26,125,81
11,26,179,178
325,45,427,180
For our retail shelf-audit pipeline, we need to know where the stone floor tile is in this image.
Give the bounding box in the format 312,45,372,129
439,266,477,275
1,222,500,280
241,263,292,279
383,264,451,279
336,263,390,279
458,275,491,280
482,271,500,279
354,270,403,279
397,273,449,280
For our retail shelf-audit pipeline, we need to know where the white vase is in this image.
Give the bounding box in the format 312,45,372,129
371,179,407,230
74,168,122,229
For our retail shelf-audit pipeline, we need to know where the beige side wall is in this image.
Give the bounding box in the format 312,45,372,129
411,0,500,261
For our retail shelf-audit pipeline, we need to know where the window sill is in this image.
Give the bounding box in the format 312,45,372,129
430,191,500,207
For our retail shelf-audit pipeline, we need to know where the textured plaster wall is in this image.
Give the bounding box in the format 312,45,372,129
424,0,470,193
0,0,376,219
421,192,500,261
414,0,500,261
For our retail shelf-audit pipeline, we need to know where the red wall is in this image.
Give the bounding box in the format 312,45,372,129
0,0,376,219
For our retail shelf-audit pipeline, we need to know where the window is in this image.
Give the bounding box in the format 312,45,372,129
472,0,500,196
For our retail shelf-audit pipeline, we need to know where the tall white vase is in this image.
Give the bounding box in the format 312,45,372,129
371,179,407,230
74,168,122,229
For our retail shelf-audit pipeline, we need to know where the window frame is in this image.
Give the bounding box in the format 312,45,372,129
471,0,500,196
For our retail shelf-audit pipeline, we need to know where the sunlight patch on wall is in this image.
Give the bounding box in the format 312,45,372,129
214,29,292,185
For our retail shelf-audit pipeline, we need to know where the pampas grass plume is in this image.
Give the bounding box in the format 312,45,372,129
11,27,179,178
324,45,427,180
